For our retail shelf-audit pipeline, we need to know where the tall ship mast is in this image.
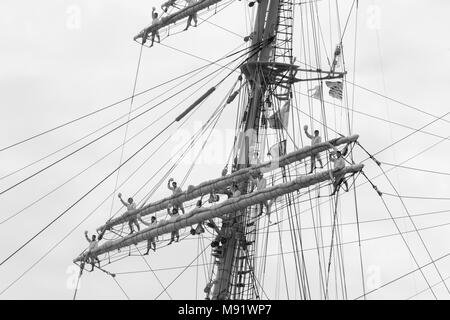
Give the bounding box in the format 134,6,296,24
75,0,364,300
2,1,449,301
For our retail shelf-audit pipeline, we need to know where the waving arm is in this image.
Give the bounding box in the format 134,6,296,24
167,178,175,191
84,231,91,243
303,125,313,139
118,193,128,207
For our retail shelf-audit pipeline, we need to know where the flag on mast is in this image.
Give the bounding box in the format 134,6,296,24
309,85,323,100
325,81,343,100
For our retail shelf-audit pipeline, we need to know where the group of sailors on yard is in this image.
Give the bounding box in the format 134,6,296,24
82,127,350,271
81,178,184,271
304,124,349,195
144,0,199,46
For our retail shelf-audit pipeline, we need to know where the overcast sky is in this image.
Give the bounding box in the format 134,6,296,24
1,0,450,300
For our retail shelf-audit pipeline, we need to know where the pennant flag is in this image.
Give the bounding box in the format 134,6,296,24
325,81,343,100
308,85,323,100
332,44,342,70
268,140,287,158
267,102,290,129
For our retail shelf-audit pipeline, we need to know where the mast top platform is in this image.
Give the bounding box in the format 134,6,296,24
240,61,299,84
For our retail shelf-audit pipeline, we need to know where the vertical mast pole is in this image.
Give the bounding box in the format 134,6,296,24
211,0,280,300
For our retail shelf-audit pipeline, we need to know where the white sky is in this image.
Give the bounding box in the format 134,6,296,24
1,0,450,300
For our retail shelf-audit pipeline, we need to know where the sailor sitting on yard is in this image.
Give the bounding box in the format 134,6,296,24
167,206,180,245
118,193,140,234
138,215,158,254
304,125,324,173
329,149,349,196
84,231,102,271
167,178,186,214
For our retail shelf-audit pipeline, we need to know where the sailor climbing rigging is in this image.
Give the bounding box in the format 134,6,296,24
118,193,140,234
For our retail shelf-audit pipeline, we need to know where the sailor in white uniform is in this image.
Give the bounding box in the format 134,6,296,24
84,231,102,271
304,125,324,173
167,178,185,214
251,172,272,221
329,150,349,196
167,206,180,245
150,7,161,47
184,0,198,30
138,215,158,254
118,193,140,234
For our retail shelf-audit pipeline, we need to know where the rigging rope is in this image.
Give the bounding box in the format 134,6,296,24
0,51,238,182
354,250,450,300
108,43,145,219
358,171,437,299
0,41,266,277
0,121,175,267
377,166,450,296
135,245,173,299
0,82,206,226
294,89,450,142
112,276,130,300
154,242,210,300
0,42,264,197
0,40,256,157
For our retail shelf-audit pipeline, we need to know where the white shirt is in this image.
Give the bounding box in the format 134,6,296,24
88,240,98,252
172,186,182,196
311,135,321,146
232,190,241,198
305,130,322,146
126,202,137,211
333,157,345,169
